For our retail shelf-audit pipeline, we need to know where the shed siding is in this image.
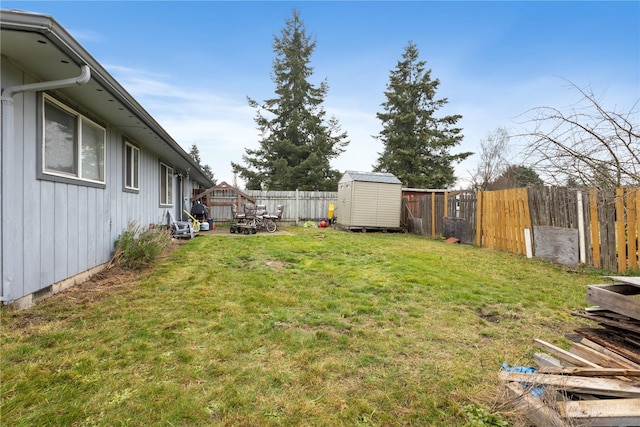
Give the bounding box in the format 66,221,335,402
336,172,401,228
1,71,182,302
376,183,402,227
336,180,353,226
351,181,380,226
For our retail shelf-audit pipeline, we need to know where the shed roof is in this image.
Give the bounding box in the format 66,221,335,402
342,170,402,185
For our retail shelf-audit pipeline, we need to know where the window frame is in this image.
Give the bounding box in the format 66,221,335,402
124,141,140,192
159,162,174,206
39,93,106,188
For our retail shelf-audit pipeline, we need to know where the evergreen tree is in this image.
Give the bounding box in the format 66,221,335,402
188,144,202,165
231,9,349,191
188,144,216,183
489,165,543,190
374,42,471,188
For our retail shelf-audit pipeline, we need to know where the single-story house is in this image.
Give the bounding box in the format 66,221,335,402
1,10,214,308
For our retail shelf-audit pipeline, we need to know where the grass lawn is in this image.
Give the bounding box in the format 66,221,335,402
1,227,600,426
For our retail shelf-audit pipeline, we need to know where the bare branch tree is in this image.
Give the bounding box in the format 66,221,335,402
468,127,511,190
519,81,639,189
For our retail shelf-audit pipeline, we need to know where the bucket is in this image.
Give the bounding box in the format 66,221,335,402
199,221,210,231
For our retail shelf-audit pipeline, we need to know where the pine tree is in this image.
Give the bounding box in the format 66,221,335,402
188,144,216,183
374,42,471,188
231,9,349,191
188,144,202,165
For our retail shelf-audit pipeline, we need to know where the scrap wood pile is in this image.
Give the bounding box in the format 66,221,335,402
500,276,640,426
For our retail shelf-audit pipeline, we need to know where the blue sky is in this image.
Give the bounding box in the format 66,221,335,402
4,1,639,188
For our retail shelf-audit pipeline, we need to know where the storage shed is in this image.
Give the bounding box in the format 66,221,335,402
336,171,402,230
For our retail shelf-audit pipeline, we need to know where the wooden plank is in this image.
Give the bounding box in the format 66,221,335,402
443,191,448,219
534,339,601,368
575,328,640,365
574,338,640,370
604,276,640,287
603,191,618,271
503,382,569,427
499,371,640,398
586,285,640,321
590,188,601,269
533,226,579,266
535,352,564,368
476,191,483,247
538,367,640,377
616,188,627,272
570,342,635,369
573,311,640,335
628,190,638,270
431,192,436,237
637,188,640,269
556,398,640,426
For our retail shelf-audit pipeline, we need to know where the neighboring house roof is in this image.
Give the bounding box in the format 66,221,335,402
191,181,256,204
0,9,214,188
342,170,402,185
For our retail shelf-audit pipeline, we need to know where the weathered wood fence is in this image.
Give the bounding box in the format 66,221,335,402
207,189,337,223
245,190,337,223
403,187,640,273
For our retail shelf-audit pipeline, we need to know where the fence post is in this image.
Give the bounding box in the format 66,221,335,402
589,188,601,269
616,188,626,273
431,193,436,237
577,191,586,264
629,189,639,271
444,191,449,218
476,191,483,247
295,189,300,225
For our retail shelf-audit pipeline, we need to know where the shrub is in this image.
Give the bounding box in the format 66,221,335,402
113,224,172,270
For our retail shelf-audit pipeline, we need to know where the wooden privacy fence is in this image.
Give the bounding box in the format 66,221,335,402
476,188,532,256
195,186,337,223
245,190,337,223
403,187,640,273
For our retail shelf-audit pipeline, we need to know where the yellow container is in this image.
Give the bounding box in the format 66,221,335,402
328,203,335,220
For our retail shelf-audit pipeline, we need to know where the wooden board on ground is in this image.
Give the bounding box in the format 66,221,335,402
498,372,640,398
503,382,568,427
537,367,640,377
586,285,640,322
575,328,640,365
556,398,640,426
604,276,640,287
534,339,601,368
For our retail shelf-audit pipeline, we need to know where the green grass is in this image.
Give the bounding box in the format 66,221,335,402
1,227,600,426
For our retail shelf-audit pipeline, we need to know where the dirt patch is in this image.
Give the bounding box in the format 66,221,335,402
478,312,520,323
265,260,290,270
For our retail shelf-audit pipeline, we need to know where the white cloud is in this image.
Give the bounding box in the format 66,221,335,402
108,65,257,185
106,64,638,190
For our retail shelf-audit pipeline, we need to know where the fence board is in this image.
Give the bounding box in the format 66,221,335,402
402,186,638,273
616,188,626,272
589,189,601,269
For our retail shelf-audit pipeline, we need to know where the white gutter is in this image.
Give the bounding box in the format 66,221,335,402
1,64,91,99
0,65,91,303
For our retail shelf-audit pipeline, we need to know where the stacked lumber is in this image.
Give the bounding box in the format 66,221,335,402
501,276,640,426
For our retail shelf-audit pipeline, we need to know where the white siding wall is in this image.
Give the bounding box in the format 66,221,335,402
2,64,178,303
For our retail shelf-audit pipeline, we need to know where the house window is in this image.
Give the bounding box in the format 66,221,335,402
125,142,140,190
160,162,173,206
43,95,105,183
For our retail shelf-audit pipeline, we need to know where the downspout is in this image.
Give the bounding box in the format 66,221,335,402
0,65,91,303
